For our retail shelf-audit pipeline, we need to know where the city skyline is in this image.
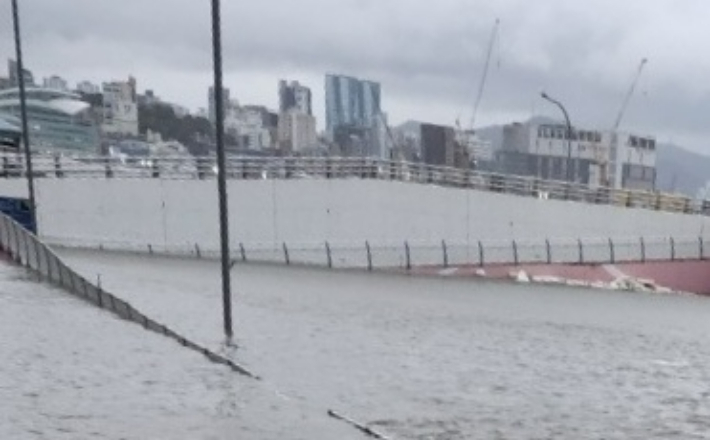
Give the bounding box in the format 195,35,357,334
3,1,710,153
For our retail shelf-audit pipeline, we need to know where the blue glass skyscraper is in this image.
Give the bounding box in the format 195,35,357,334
325,74,381,141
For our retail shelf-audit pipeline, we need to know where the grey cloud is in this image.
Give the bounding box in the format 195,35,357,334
2,0,710,151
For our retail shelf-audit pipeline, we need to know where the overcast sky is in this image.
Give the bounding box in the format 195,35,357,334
1,0,710,152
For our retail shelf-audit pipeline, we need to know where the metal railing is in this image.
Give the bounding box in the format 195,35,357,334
46,235,710,271
0,212,256,378
2,153,708,217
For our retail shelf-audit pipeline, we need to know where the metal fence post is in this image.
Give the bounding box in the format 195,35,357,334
478,241,485,267
283,242,290,265
512,240,519,266
546,239,552,264
700,237,705,260
608,238,615,264
239,243,247,262
366,241,373,271
404,241,411,271
325,241,333,269
442,240,449,268
578,239,584,264
640,237,646,263
670,237,676,262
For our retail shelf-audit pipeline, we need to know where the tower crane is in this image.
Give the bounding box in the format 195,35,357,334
456,19,499,167
613,58,648,131
602,58,648,187
469,18,500,131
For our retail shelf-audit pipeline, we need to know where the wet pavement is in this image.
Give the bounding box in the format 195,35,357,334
53,248,710,439
0,263,364,440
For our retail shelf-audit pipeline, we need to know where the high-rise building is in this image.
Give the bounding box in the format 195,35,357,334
278,110,317,154
208,86,231,125
7,59,34,88
101,77,139,136
325,74,381,141
224,105,277,151
43,75,68,92
279,80,312,116
421,123,468,168
497,121,657,190
76,80,101,95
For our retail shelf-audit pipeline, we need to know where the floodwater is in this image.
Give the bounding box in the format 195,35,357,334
21,248,710,439
0,263,364,440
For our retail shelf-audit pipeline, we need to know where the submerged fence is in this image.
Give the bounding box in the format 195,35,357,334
49,235,710,270
3,153,710,217
0,213,256,378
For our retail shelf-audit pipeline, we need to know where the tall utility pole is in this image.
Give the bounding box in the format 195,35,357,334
11,0,37,232
541,92,574,183
210,0,233,339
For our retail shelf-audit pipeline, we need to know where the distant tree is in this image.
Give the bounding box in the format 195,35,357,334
78,92,103,108
138,103,213,147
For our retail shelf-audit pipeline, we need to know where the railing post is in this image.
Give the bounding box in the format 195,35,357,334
242,158,249,179
442,240,449,268
11,222,21,263
478,241,485,267
404,241,411,271
54,154,64,178
366,241,373,271
325,157,332,179
546,239,552,264
194,243,201,259
325,241,333,269
283,242,290,265
1,156,8,177
104,157,113,178
151,159,160,178
22,229,30,268
670,237,676,262
196,156,206,180
284,158,292,179
608,238,615,264
512,240,519,266
578,238,584,264
640,237,646,263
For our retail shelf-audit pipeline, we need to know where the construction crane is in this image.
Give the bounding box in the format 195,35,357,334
469,18,500,131
613,58,648,131
604,58,648,187
454,19,499,168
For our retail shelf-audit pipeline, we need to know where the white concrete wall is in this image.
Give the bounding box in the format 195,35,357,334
4,177,709,261
0,180,31,199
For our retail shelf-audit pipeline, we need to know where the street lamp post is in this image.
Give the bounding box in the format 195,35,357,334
210,0,233,340
11,0,37,232
541,92,574,184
